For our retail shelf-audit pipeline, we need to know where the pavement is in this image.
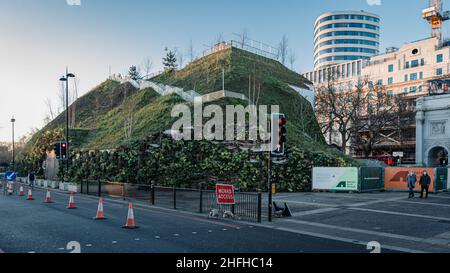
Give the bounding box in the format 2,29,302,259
269,191,450,253
0,187,383,253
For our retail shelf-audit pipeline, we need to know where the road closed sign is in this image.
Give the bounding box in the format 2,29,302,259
216,184,235,205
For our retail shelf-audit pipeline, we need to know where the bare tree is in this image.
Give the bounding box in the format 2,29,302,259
278,35,289,65
142,57,153,79
188,40,195,62
315,72,366,153
177,51,184,69
350,84,399,157
216,33,224,44
239,29,249,48
44,98,56,122
288,50,296,71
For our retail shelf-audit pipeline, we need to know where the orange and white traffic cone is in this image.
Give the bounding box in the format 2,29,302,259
122,202,138,229
67,192,76,209
26,187,34,200
94,197,107,220
6,183,13,195
44,188,53,204
18,185,25,196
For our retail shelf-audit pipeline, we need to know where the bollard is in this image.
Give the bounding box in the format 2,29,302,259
173,187,177,210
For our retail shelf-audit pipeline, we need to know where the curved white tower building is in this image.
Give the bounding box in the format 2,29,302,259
314,11,381,69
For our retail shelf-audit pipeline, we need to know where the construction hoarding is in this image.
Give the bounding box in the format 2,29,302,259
384,167,436,192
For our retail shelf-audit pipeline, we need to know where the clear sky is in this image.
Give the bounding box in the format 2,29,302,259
0,0,440,141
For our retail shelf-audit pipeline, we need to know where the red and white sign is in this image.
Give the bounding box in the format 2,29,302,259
215,184,235,205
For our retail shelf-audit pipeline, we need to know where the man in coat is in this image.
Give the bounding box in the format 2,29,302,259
406,171,417,198
419,171,431,199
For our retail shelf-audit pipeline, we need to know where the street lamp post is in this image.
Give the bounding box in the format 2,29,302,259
10,117,15,170
59,68,75,180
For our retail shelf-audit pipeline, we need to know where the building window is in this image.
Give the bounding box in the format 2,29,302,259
404,74,408,82
411,60,419,68
377,79,383,86
410,86,417,93
437,54,443,63
388,64,394,72
410,73,418,81
419,72,423,79
388,77,393,85
405,61,410,69
387,90,393,97
421,58,425,66
437,68,443,75
368,81,374,88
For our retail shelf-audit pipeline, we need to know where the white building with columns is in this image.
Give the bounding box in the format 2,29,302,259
415,94,450,167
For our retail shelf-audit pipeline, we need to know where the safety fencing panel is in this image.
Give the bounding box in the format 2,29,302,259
435,168,448,192
384,167,436,192
78,181,262,223
359,167,384,192
448,168,450,190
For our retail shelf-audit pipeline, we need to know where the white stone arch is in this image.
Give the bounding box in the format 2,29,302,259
425,145,450,167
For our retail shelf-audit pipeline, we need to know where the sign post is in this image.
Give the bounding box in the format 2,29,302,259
215,184,235,205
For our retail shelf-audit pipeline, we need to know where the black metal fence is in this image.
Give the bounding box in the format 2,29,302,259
79,181,262,222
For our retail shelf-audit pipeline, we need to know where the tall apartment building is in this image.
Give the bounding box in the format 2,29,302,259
314,11,380,69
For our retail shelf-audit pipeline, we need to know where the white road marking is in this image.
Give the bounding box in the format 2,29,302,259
349,207,450,222
291,207,339,217
155,236,160,239
283,219,428,243
394,200,450,208
174,234,179,237
28,251,35,253
85,244,93,247
208,230,212,233
346,197,406,207
112,241,117,244
258,224,426,253
222,228,228,231
134,238,140,241
273,199,335,207
192,232,197,235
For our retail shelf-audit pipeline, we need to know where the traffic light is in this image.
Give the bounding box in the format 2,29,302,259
54,142,62,160
61,142,68,160
271,113,287,156
54,141,68,160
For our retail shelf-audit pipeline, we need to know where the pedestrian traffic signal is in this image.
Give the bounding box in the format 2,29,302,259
271,113,287,156
54,141,68,160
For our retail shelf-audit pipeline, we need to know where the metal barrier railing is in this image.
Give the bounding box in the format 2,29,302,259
78,180,262,223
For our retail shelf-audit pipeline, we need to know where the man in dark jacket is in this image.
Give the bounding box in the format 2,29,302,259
419,171,431,199
406,171,417,198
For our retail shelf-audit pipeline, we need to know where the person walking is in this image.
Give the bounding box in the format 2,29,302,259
28,172,35,188
406,171,417,198
419,171,431,199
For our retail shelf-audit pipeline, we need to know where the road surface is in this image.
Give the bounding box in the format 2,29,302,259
0,187,381,253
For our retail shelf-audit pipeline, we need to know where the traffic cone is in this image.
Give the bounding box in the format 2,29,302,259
67,192,76,209
44,188,53,204
26,187,34,200
6,183,13,195
122,202,138,229
94,197,107,220
18,185,25,196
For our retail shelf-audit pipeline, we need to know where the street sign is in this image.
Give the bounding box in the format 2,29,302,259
4,171,16,182
393,152,404,158
215,184,235,205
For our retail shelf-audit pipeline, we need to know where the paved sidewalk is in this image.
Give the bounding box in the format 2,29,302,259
266,191,450,253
